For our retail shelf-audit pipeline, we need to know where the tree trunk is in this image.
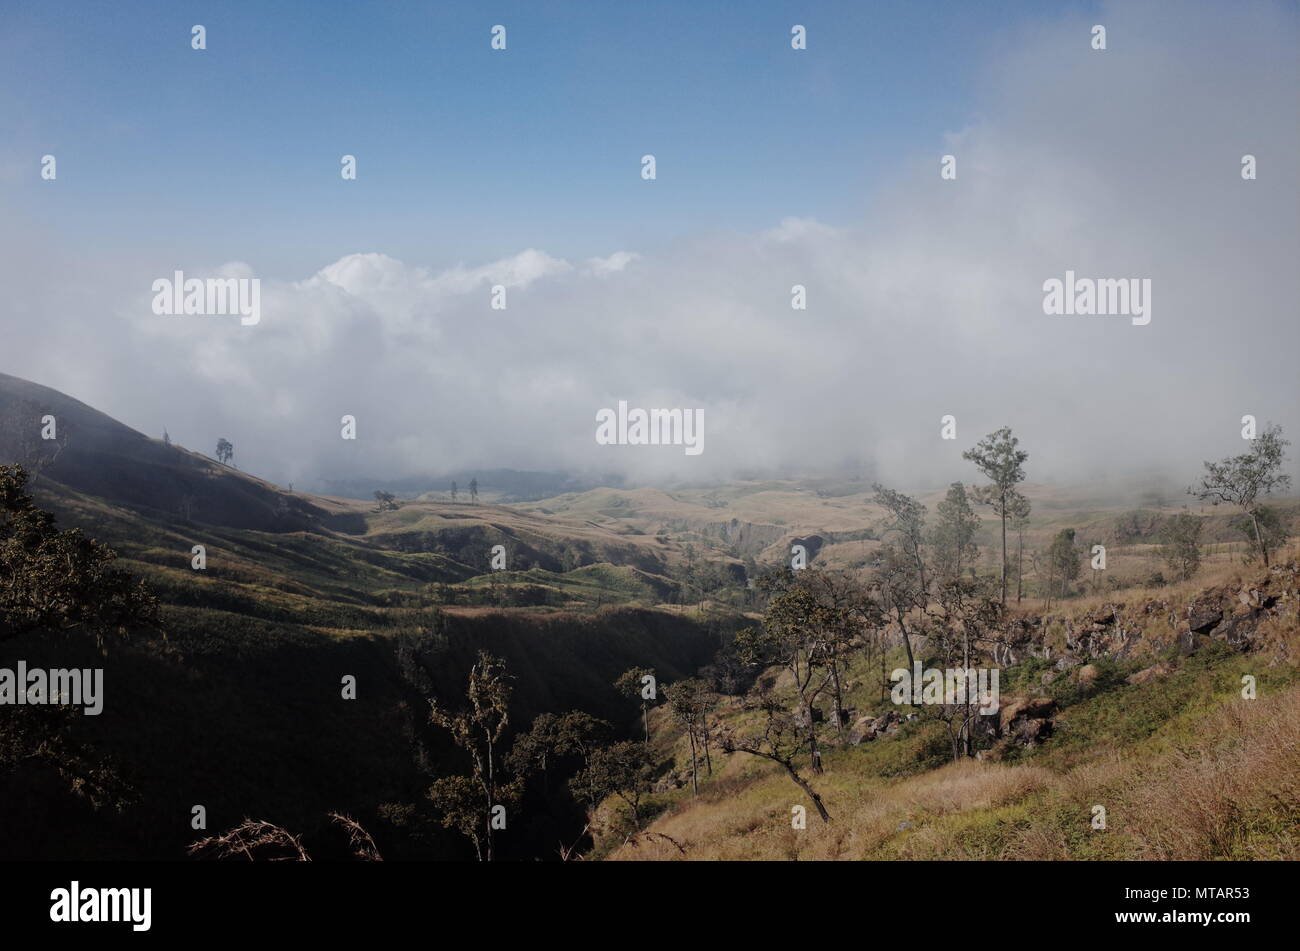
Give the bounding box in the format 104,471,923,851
702,712,713,776
830,661,846,740
642,703,650,744
785,765,831,823
804,700,823,774
962,627,972,758
1016,527,1024,604
485,740,495,862
999,502,1008,605
896,606,916,673
880,640,888,702
1250,509,1270,567
688,730,699,794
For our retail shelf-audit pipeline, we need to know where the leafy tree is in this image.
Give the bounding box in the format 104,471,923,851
427,651,522,861
792,569,879,734
663,678,717,793
469,477,479,503
571,740,655,832
1007,490,1031,603
373,490,398,512
1159,512,1203,581
1,465,158,645
1191,425,1291,567
1047,528,1080,602
0,465,157,813
613,666,656,743
719,694,831,823
1232,505,1288,567
930,481,980,583
507,710,609,798
752,565,796,601
870,485,930,674
873,542,924,673
872,483,929,595
735,586,836,774
926,573,1003,759
215,438,234,466
963,426,1029,604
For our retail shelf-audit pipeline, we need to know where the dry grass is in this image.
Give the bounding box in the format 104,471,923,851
606,757,1057,861
1123,695,1300,859
607,682,1300,862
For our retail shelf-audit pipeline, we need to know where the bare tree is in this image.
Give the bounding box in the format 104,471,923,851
188,819,311,861
327,812,384,861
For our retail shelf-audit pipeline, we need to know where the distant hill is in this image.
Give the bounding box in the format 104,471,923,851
322,468,619,503
0,373,735,582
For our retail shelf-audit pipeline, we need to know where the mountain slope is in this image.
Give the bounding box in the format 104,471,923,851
0,372,329,531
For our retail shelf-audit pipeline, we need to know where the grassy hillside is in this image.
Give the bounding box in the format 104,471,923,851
3,374,1297,862
602,553,1300,861
0,376,754,859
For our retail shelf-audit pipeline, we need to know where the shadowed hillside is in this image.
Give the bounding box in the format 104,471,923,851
0,372,329,532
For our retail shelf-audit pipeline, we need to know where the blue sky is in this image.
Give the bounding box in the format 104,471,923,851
3,0,1295,489
4,0,1100,276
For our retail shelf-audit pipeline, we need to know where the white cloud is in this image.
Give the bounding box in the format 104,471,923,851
2,0,1296,493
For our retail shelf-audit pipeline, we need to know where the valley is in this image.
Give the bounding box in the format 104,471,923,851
1,372,1297,861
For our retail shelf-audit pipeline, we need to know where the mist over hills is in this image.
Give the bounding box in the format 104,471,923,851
321,468,620,504
2,0,1298,878
2,370,1297,866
